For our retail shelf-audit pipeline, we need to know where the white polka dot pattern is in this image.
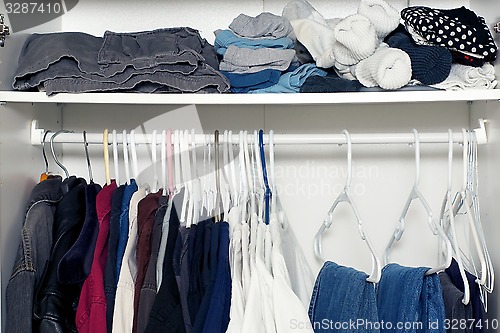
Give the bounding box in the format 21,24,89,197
401,6,497,61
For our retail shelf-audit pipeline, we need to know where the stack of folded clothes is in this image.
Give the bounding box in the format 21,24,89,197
216,12,327,93
13,27,230,95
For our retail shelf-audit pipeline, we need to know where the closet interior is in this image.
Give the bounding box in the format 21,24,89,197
0,0,499,332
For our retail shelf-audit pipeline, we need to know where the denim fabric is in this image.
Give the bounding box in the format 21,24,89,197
43,65,230,95
137,196,169,333
202,222,231,333
33,177,87,333
132,191,162,333
309,261,379,333
104,184,126,333
76,181,117,333
58,183,102,284
116,179,138,284
13,29,229,94
145,190,185,333
377,264,446,333
221,69,281,93
98,27,220,72
192,221,221,333
250,63,327,93
214,29,294,56
188,219,207,323
6,177,63,333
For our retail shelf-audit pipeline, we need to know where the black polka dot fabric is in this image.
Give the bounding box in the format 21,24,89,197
401,6,497,62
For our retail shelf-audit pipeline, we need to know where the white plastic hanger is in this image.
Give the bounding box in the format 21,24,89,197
151,130,158,192
228,131,239,207
103,128,111,185
453,129,488,286
314,130,381,283
239,130,249,225
214,130,222,222
130,129,139,183
191,129,201,223
122,130,131,185
440,129,470,305
221,130,231,217
112,130,120,186
183,130,194,227
166,129,174,197
161,130,167,196
384,129,452,275
174,130,181,193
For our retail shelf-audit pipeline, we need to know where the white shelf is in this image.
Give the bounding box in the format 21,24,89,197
0,90,499,105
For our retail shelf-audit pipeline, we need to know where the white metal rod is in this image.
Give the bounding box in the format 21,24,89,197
37,131,474,145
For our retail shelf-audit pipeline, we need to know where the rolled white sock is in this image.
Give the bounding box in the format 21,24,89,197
333,14,378,66
358,0,400,39
354,44,411,89
290,19,336,68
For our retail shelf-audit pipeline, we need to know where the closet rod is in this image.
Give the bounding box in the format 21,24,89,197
34,131,483,145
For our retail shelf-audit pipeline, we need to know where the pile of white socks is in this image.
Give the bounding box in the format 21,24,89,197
283,0,412,90
431,63,498,91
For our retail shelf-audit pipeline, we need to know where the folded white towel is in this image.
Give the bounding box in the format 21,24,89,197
431,63,497,90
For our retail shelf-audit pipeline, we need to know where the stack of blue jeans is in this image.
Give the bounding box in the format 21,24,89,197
13,27,229,95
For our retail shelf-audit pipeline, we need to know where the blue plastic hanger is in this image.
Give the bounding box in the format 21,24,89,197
258,130,271,225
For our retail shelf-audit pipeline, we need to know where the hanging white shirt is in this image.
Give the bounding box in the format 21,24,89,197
112,184,149,333
270,214,315,333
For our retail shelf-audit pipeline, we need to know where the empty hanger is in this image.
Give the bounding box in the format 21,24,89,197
103,129,111,185
314,130,381,283
83,131,94,183
191,129,201,223
50,129,73,179
439,129,470,305
239,130,249,224
384,129,452,276
228,131,238,207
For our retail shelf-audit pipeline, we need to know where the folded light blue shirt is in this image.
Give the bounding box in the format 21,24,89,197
214,29,294,56
249,63,328,93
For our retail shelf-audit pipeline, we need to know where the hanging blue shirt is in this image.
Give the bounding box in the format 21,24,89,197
115,179,138,284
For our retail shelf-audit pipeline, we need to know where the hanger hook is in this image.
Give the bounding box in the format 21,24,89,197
342,130,352,188
412,129,420,186
50,129,73,178
42,130,52,174
83,131,94,183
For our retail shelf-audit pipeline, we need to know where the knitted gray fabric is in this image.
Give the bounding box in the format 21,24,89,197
229,12,293,39
219,45,296,73
439,273,474,333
